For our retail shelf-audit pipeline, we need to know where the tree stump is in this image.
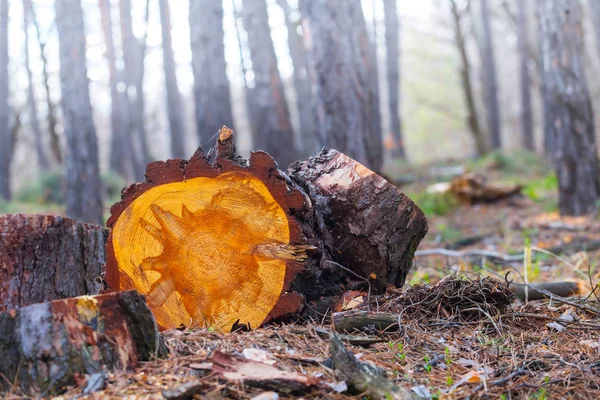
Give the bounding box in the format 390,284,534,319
0,291,167,396
106,127,428,332
0,214,107,312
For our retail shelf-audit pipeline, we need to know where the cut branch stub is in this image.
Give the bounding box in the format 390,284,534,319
106,127,313,332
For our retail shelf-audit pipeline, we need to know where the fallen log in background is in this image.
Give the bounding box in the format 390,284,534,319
0,291,166,396
106,127,428,331
0,214,107,312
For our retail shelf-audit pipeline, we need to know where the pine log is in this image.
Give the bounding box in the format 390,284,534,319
105,127,427,332
0,214,107,312
0,291,167,396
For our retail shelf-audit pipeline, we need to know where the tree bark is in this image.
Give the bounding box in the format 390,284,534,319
300,0,383,172
105,128,427,332
356,3,384,174
99,0,136,181
55,0,104,225
0,214,107,312
0,291,167,396
537,0,600,216
479,0,502,149
24,0,62,165
517,0,534,152
450,0,489,156
158,0,187,159
383,0,406,160
276,0,319,156
189,0,234,150
242,0,298,169
23,2,50,170
120,0,151,176
0,0,10,201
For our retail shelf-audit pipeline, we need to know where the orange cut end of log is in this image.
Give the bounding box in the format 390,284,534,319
111,171,302,331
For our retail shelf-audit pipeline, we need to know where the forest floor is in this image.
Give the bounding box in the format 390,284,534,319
5,152,600,400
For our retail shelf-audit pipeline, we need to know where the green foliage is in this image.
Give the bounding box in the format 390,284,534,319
409,191,459,217
468,150,547,176
14,171,126,207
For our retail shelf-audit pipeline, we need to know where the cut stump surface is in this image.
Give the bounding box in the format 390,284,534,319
106,127,428,332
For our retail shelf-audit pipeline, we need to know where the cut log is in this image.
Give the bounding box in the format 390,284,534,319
0,291,167,396
105,127,427,332
0,214,107,312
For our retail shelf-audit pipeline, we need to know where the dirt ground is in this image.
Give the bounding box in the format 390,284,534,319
6,157,600,400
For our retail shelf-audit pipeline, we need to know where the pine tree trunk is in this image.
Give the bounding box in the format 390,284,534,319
158,0,186,159
242,0,298,169
99,0,136,181
537,0,600,216
300,0,382,172
357,3,384,174
383,0,406,160
517,0,534,152
120,0,151,176
23,2,50,170
450,0,489,156
0,214,107,312
480,0,502,149
24,0,62,165
0,0,10,201
189,0,234,150
276,0,319,156
55,0,104,225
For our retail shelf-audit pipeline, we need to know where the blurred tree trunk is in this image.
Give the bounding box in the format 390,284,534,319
450,0,488,156
300,0,383,172
158,0,186,159
120,0,151,176
189,0,234,149
0,0,9,201
23,1,49,170
24,0,62,165
517,0,534,151
537,0,600,216
383,0,406,160
357,2,384,173
99,0,136,181
276,0,318,156
55,0,104,224
242,0,298,168
480,0,502,149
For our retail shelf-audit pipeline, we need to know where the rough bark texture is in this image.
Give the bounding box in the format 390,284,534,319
100,0,136,181
450,0,489,156
537,0,600,216
0,0,9,201
190,0,234,150
105,129,427,331
288,149,427,291
276,0,318,156
479,0,502,149
158,0,187,159
23,1,49,170
25,0,62,165
120,0,151,176
243,0,298,169
300,0,381,172
517,0,534,152
55,0,104,224
0,214,107,312
383,0,406,160
0,291,167,396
